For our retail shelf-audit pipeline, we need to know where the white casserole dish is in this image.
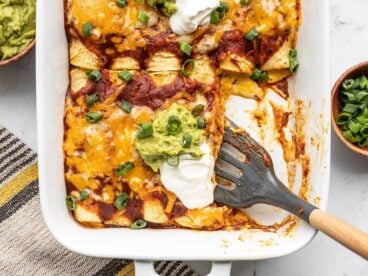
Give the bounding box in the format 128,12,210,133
36,0,330,274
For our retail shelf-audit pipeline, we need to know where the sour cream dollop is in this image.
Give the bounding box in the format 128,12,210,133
169,0,220,35
160,142,215,209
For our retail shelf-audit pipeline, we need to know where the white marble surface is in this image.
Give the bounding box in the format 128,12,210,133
0,1,368,275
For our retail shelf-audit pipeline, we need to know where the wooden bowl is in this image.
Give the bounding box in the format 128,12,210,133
0,39,35,66
331,61,368,157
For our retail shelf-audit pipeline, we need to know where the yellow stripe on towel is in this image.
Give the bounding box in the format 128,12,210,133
0,162,38,208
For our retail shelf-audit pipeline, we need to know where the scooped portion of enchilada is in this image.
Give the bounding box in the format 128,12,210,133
63,0,301,230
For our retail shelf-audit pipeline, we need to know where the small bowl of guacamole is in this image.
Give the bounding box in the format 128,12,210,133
0,0,36,66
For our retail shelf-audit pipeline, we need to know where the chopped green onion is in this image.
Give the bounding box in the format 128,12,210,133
358,137,368,147
359,75,368,89
250,68,269,81
210,3,228,25
116,161,135,176
343,103,359,114
245,28,260,41
181,59,195,76
138,10,149,24
86,70,102,83
180,41,192,56
66,196,77,211
86,93,99,107
166,115,182,135
121,100,133,113
130,219,147,229
347,120,362,134
289,49,300,73
240,0,250,5
118,70,133,82
85,111,103,123
182,134,192,148
336,112,352,125
167,155,179,166
220,1,229,12
114,193,130,210
361,126,368,137
82,22,93,37
343,130,361,143
117,0,127,7
191,104,205,117
197,117,206,129
342,79,355,91
80,190,89,201
137,123,153,138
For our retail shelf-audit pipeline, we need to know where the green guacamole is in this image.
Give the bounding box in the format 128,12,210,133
146,0,177,16
135,103,204,172
0,0,36,61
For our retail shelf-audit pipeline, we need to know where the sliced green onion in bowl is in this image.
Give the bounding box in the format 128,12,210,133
121,100,133,113
65,196,77,211
130,219,147,229
86,70,102,83
138,10,149,24
82,22,93,37
114,192,130,210
166,115,182,135
181,59,195,76
86,93,99,106
116,161,134,176
342,103,359,114
137,123,153,138
118,70,133,82
85,111,103,123
245,28,260,41
180,41,192,56
336,112,352,125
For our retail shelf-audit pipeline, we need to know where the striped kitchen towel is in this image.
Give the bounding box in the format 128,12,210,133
0,127,197,276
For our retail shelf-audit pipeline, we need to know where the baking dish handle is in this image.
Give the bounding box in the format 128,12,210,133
134,260,232,276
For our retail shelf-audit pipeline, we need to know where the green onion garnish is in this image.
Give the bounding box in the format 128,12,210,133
191,104,204,117
167,155,179,166
85,111,103,123
86,70,102,83
65,196,77,211
80,190,89,201
138,10,149,24
240,0,250,5
116,161,135,176
220,2,229,13
180,41,192,56
114,192,130,210
289,49,300,73
182,134,192,148
118,70,133,82
250,68,269,81
336,74,368,148
166,115,182,135
130,219,147,229
121,100,133,113
342,79,355,91
137,123,153,138
197,117,206,129
82,23,93,37
181,59,195,76
245,28,260,41
86,93,99,106
117,0,127,7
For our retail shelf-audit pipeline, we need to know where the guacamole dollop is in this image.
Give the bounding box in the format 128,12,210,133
0,0,36,61
146,0,177,16
135,103,205,172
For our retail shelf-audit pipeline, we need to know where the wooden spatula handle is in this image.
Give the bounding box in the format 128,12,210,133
309,209,368,260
